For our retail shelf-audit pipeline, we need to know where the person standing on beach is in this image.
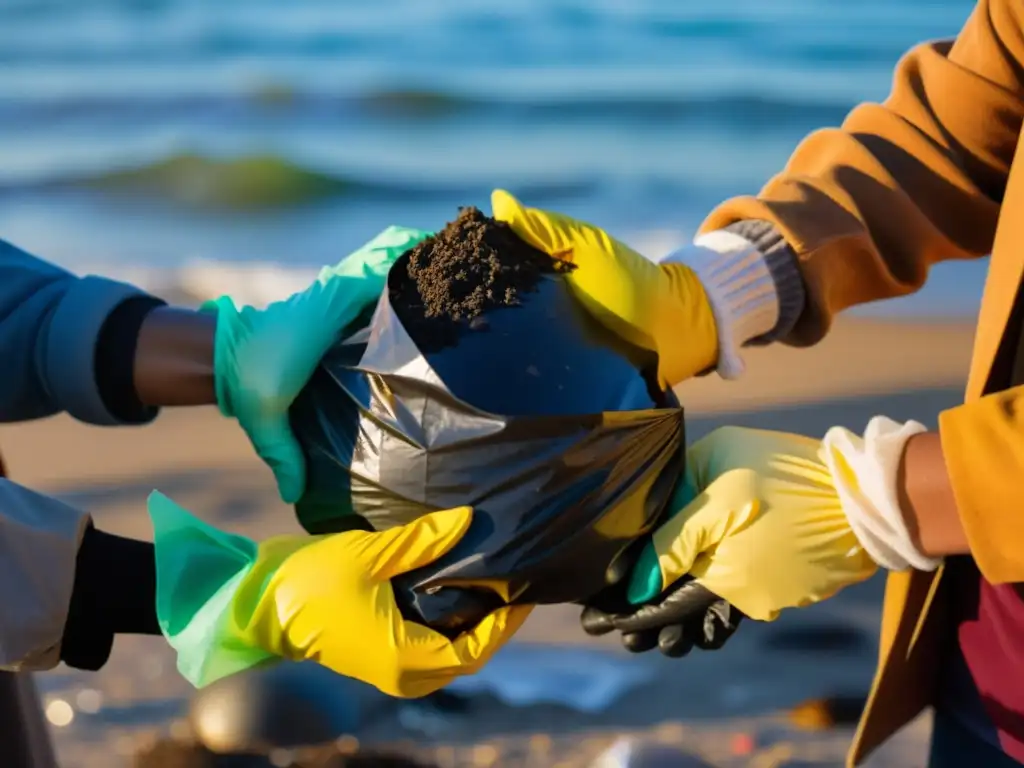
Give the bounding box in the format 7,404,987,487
492,1,1024,764
0,227,526,697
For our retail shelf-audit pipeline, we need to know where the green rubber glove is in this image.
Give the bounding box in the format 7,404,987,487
205,226,431,503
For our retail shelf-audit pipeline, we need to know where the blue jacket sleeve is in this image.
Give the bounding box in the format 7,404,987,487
0,238,164,425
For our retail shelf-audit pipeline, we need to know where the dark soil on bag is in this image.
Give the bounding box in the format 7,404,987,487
388,206,571,353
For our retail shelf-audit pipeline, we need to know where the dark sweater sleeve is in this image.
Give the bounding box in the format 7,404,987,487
60,526,161,672
0,237,169,425
93,295,166,424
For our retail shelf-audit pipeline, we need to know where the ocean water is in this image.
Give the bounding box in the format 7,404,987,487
0,0,985,316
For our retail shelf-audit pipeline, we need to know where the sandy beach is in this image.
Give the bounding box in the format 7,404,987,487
1,316,976,768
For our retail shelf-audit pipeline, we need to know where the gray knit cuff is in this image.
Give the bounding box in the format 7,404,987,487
668,230,776,378
722,220,805,344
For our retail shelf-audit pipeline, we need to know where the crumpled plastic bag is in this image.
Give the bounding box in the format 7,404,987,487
288,245,686,637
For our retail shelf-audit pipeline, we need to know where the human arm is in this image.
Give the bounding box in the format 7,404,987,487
1,225,429,503
702,0,1024,346
581,424,966,652
0,241,184,667
581,420,906,641
131,307,215,407
0,237,166,424
0,232,222,424
0,481,531,687
498,1,1024,383
818,386,1024,582
586,393,1024,644
899,431,967,558
133,225,430,501
0,480,160,672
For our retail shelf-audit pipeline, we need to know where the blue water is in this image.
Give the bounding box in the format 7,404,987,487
0,0,985,316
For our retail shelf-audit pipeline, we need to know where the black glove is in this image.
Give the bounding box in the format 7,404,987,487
581,575,745,658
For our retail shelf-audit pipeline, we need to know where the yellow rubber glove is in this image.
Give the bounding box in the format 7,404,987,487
151,496,532,698
630,426,878,621
491,189,719,388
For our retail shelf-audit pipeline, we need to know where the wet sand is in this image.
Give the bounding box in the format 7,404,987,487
0,317,973,767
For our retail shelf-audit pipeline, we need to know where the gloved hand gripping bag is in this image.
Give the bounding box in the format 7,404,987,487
289,262,685,638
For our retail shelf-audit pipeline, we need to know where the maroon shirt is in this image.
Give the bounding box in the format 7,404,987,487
939,292,1024,762
942,558,1024,762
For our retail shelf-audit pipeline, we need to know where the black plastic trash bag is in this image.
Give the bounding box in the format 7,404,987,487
289,262,685,638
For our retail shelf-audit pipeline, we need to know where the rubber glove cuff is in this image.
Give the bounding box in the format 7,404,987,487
822,416,941,572
663,231,779,379
203,298,270,422
148,490,287,688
